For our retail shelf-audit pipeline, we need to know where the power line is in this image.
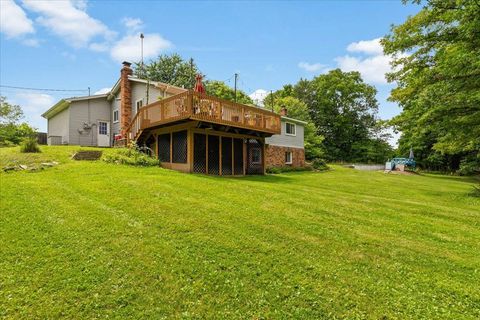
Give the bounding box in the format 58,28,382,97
0,85,88,92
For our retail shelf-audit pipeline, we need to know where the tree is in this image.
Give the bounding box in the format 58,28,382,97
134,54,200,89
204,80,253,105
265,70,393,163
268,96,325,160
298,69,381,162
0,96,35,146
382,0,480,172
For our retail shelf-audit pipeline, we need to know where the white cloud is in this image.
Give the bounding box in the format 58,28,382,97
0,0,35,38
298,62,328,73
61,51,76,60
332,37,400,85
296,38,394,84
89,42,109,52
22,0,115,48
11,92,55,131
347,38,383,55
122,17,143,32
249,89,268,106
22,38,39,47
335,54,392,84
94,87,111,95
110,33,172,63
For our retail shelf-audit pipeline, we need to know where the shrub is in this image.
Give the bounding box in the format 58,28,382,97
312,158,329,171
266,166,313,174
458,156,480,176
20,137,41,153
103,142,159,166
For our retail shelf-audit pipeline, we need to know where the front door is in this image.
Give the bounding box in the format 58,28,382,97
97,121,110,147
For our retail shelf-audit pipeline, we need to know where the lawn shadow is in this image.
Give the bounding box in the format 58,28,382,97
423,173,480,184
189,172,295,184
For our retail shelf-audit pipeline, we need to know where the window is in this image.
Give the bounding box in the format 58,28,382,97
285,122,296,136
285,151,293,164
113,110,119,123
99,122,107,135
251,148,261,164
136,99,143,113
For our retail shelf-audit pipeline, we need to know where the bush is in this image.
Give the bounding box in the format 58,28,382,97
103,142,159,166
20,137,41,153
312,158,329,171
266,166,313,174
458,156,480,176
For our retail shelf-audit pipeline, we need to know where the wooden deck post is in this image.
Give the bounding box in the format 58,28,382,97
262,138,266,175
205,134,209,175
169,132,173,164
231,137,234,175
187,91,193,115
219,136,222,176
243,140,247,175
188,129,194,173
154,134,158,160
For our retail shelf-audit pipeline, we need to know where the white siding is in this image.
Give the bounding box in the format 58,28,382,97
68,98,111,146
111,94,121,136
131,82,165,118
266,120,304,148
47,108,69,145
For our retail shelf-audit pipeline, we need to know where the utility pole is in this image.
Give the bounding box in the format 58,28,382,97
270,90,274,112
140,33,145,77
88,87,91,96
140,33,150,104
190,58,194,87
234,73,238,103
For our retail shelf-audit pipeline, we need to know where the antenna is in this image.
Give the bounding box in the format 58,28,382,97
234,73,238,103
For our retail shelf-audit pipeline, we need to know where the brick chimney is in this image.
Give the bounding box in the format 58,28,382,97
280,106,288,116
120,61,133,136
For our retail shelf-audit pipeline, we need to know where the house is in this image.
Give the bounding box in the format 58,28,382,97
42,62,305,174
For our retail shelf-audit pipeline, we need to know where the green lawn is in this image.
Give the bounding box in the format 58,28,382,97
1,146,479,319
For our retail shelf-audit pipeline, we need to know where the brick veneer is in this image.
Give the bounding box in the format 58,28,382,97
265,145,305,168
120,61,133,136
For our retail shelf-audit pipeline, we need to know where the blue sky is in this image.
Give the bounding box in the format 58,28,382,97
0,0,420,137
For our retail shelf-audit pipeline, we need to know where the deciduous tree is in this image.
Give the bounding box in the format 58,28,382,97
0,96,35,146
382,0,480,172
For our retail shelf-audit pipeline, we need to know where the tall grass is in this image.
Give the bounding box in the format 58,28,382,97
20,137,41,153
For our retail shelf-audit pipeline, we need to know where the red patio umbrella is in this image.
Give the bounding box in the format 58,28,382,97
193,74,205,94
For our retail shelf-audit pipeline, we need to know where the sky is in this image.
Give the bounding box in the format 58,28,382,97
0,0,421,141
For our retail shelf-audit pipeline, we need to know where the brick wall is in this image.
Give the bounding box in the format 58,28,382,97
120,61,133,136
265,145,305,168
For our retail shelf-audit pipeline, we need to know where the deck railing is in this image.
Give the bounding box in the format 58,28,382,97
126,91,281,141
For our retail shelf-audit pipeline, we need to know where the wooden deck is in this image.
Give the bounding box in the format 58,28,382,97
126,91,281,142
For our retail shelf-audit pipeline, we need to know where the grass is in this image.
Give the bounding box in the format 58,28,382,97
1,146,479,319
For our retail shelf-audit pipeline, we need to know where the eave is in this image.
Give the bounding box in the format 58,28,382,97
41,99,70,119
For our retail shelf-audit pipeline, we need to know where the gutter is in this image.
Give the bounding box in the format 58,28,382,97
41,99,70,119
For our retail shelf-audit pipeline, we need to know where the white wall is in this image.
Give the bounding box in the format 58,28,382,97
47,108,69,145
69,98,111,146
266,120,304,148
